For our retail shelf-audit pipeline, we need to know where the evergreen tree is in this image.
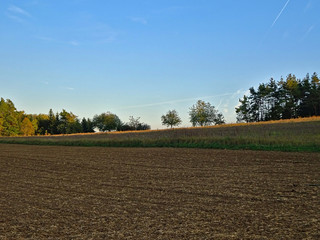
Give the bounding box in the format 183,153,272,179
81,118,88,132
55,109,79,134
48,109,57,134
36,114,50,135
310,72,320,115
236,72,320,122
86,118,95,132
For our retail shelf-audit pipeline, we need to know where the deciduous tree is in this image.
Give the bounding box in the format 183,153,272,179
189,100,224,126
20,117,35,136
161,110,182,128
93,112,121,132
0,98,20,136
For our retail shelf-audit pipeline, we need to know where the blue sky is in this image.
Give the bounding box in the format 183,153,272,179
1,0,319,128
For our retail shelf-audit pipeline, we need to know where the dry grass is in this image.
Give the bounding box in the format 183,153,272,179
22,116,320,136
1,116,320,152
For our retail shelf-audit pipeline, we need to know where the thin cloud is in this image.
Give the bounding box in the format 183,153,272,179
36,36,81,46
76,22,120,44
301,25,315,41
231,89,243,98
97,33,118,43
130,17,147,25
8,5,31,17
154,6,192,15
60,86,75,91
119,91,246,110
69,41,80,46
28,1,39,5
216,99,223,109
271,0,290,28
35,36,56,42
38,15,120,45
304,1,312,13
6,13,25,23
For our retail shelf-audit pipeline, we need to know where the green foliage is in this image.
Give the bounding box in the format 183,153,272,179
48,109,57,134
236,93,254,122
214,113,225,125
189,100,225,126
161,110,182,128
136,123,151,131
36,114,50,135
0,97,152,136
0,98,20,136
93,112,121,132
20,117,35,136
0,100,97,136
236,72,320,122
117,116,151,131
56,109,82,134
81,118,95,133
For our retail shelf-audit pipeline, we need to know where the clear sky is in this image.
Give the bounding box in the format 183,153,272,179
1,0,319,129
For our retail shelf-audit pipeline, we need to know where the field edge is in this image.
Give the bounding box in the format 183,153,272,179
0,137,319,152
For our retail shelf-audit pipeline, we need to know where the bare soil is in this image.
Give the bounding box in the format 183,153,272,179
0,144,319,239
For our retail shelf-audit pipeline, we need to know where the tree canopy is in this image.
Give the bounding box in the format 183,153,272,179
0,98,151,136
20,117,35,136
116,116,151,131
0,101,96,136
161,110,182,128
236,72,320,122
189,100,225,127
0,98,20,136
93,112,121,132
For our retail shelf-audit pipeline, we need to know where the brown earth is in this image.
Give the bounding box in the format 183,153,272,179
0,144,319,239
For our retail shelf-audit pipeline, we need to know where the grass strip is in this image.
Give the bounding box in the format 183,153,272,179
0,137,319,152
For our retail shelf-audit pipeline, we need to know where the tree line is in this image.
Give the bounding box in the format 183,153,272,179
236,72,320,122
0,100,94,136
0,98,151,136
0,97,226,136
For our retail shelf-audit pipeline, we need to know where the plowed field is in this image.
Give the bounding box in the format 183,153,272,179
0,144,319,239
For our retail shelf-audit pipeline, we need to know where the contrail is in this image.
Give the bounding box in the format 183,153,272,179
271,0,290,28
301,25,314,41
257,0,291,49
